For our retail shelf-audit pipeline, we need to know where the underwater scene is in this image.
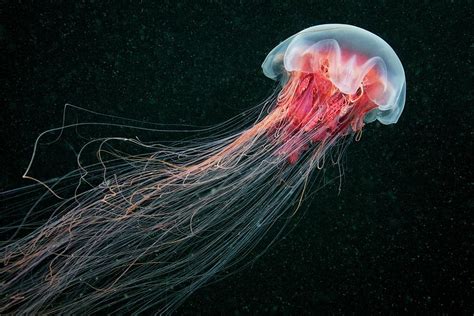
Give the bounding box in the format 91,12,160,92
1,1,472,314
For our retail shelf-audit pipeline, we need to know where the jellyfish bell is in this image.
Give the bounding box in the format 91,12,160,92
260,24,406,164
263,24,406,126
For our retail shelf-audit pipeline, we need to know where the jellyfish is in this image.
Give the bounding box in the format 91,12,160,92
0,24,406,314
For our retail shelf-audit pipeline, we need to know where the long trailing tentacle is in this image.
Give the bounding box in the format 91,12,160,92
1,67,369,313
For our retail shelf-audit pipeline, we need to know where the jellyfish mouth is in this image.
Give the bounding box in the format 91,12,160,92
268,67,379,164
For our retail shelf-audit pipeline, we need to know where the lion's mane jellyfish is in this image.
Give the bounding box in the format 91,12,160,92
0,24,405,314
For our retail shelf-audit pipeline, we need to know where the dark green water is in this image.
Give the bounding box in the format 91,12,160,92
1,1,472,314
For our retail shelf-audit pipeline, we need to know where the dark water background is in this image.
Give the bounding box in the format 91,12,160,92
1,0,472,314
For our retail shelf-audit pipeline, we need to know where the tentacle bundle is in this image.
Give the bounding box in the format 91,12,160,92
0,72,361,313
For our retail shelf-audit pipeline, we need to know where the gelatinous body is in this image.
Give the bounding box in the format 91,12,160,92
263,24,406,125
0,24,405,314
